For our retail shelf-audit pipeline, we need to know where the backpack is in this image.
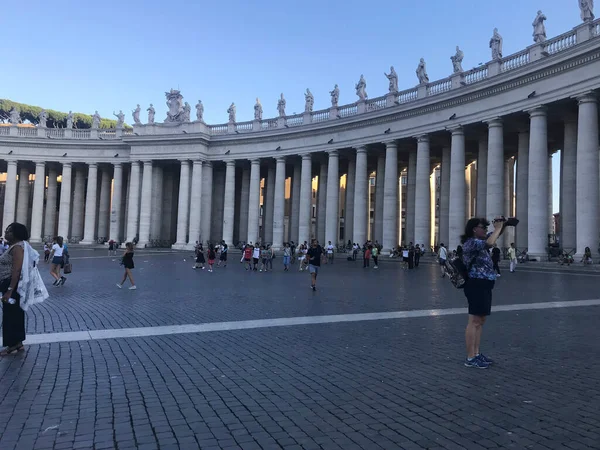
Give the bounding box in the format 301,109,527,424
445,256,475,289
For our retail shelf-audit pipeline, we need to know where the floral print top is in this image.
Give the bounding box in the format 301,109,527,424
462,235,496,281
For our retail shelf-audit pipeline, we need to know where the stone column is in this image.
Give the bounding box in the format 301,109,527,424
353,146,368,245
476,137,488,217
264,164,275,243
439,146,451,246
576,93,599,258
317,161,328,244
200,161,213,244
174,160,191,246
29,161,46,243
374,153,385,243
561,118,577,251
16,166,30,226
97,167,111,241
137,161,154,247
70,167,86,241
406,149,417,244
126,161,141,242
109,163,123,243
449,128,465,250
272,157,286,250
44,167,58,240
188,160,203,245
325,151,339,246
516,131,529,249
81,163,98,244
247,159,260,244
2,161,18,231
548,154,554,236
239,167,250,243
57,162,72,239
383,141,399,252
504,158,515,245
486,119,504,246
150,166,164,240
298,154,312,245
345,157,355,244
414,136,430,249
527,107,549,260
290,163,301,244
222,160,236,246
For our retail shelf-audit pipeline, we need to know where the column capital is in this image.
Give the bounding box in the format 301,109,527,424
249,158,260,165
356,146,368,155
62,162,72,168
226,159,236,166
447,125,464,135
88,162,98,168
34,160,46,167
574,91,597,104
485,117,503,127
275,156,286,163
177,159,190,164
141,160,153,166
383,140,398,149
113,161,123,168
526,105,547,117
204,160,213,168
416,134,429,143
328,150,339,157
192,159,204,166
301,153,312,161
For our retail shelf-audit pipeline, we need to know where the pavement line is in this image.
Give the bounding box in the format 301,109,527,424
23,299,600,346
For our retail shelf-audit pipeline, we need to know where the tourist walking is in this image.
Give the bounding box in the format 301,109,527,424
266,244,274,271
508,243,517,273
491,244,501,276
252,244,260,271
43,242,50,263
438,243,448,277
218,241,228,267
193,242,205,269
372,244,379,269
243,243,253,270
108,239,117,257
49,236,67,286
116,242,136,289
414,244,421,267
363,245,371,268
207,245,216,272
298,243,307,271
461,217,504,369
306,239,323,291
326,241,334,264
283,243,291,271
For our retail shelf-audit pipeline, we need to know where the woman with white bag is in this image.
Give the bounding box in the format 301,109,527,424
0,222,49,356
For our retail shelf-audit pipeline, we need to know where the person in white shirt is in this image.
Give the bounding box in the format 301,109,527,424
49,236,67,286
437,243,448,278
326,241,334,264
252,245,261,271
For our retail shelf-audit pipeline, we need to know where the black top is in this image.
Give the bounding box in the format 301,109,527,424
306,246,323,267
491,247,501,261
122,252,134,269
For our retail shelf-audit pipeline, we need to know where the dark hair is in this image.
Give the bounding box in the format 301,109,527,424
460,218,490,244
6,222,29,241
126,242,133,250
56,236,63,247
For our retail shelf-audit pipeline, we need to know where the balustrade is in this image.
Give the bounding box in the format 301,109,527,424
286,114,303,127
464,66,488,85
311,109,330,122
46,128,65,138
0,127,9,136
72,130,91,139
337,105,358,119
99,130,117,139
18,127,37,137
260,120,278,130
366,96,386,111
501,49,530,72
397,87,418,104
427,78,452,96
235,121,253,132
209,124,228,135
546,30,577,55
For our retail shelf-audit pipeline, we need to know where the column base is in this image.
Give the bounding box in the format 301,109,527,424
171,243,194,250
136,241,149,248
29,238,43,244
79,240,95,245
526,253,544,262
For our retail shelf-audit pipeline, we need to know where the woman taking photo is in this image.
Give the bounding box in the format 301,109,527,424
49,236,66,286
116,242,136,290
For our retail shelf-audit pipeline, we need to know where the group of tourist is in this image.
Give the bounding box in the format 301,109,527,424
192,241,228,272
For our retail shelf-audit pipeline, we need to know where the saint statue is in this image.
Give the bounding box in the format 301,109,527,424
9,107,20,125
66,111,74,129
416,58,429,84
164,88,184,123
532,10,547,43
92,111,101,129
195,100,204,122
304,89,314,113
182,102,191,122
451,46,464,73
132,104,141,125
113,110,125,129
38,110,48,128
277,93,286,117
147,105,155,124
227,102,236,123
489,28,503,60
330,84,340,108
355,74,367,100
254,98,263,121
580,0,595,22
384,67,398,93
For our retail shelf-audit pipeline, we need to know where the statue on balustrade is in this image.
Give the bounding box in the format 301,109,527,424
580,0,595,22
489,28,503,60
532,10,547,43
451,46,464,73
92,111,101,129
330,84,339,108
182,102,191,122
147,105,155,124
66,111,74,129
195,100,204,122
254,98,263,121
113,110,125,129
304,88,314,113
228,102,236,123
9,107,20,125
277,93,286,117
132,104,141,125
385,66,398,93
38,110,48,128
165,88,184,123
355,75,367,100
416,58,429,84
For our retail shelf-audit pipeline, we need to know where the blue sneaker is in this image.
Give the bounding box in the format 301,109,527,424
464,357,490,369
477,353,494,365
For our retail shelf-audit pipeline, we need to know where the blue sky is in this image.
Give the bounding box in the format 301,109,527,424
3,0,578,211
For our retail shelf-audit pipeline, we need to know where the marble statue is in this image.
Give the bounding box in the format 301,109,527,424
9,107,20,125
182,102,191,122
489,28,503,60
195,100,204,122
355,74,367,100
580,0,595,22
165,88,184,123
277,93,286,117
451,46,464,73
38,110,48,128
147,104,155,124
254,98,263,121
92,111,101,129
416,58,429,84
304,89,314,113
113,110,125,129
384,67,398,93
533,10,547,43
132,104,141,125
330,84,340,108
66,111,74,129
227,103,236,123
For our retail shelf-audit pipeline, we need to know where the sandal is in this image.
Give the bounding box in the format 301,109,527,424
0,344,24,356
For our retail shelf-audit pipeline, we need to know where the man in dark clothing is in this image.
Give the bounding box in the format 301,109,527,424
491,244,501,276
305,239,323,291
414,244,421,267
408,242,415,269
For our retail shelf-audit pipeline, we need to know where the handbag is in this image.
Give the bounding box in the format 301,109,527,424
63,263,72,274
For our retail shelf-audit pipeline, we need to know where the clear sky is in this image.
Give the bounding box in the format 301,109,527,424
4,0,579,212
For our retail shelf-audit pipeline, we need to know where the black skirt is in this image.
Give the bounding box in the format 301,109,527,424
196,253,205,263
1,278,25,348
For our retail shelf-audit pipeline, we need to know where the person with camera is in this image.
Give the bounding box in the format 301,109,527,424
460,216,505,369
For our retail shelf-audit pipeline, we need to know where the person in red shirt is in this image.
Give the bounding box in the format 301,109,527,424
363,245,372,268
243,244,253,271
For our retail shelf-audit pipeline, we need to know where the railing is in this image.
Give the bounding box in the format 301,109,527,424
427,78,452,96
546,30,577,55
286,114,303,127
235,121,253,132
72,130,91,139
338,105,358,118
122,129,134,135
0,127,9,136
366,96,386,111
397,87,418,104
99,130,117,139
18,127,37,137
311,109,330,122
209,124,228,135
501,49,530,72
261,120,277,130
464,65,488,85
46,128,65,138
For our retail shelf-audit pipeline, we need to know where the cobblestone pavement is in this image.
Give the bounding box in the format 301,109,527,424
0,250,599,449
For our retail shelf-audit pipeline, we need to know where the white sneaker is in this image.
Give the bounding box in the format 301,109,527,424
129,285,137,290
116,284,122,289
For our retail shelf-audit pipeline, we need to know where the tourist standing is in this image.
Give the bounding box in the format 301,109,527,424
306,239,323,291
508,243,517,273
438,243,448,277
193,242,205,269
252,244,260,271
363,245,371,268
414,244,421,267
283,243,291,271
243,244,253,270
218,241,228,267
116,242,136,289
372,245,379,269
207,245,216,272
491,244,501,276
326,241,334,264
43,242,50,263
49,236,66,286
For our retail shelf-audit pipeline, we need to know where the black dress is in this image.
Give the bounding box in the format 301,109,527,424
122,252,135,269
1,278,24,348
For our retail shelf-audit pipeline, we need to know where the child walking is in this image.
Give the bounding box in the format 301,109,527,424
116,242,136,290
207,245,216,272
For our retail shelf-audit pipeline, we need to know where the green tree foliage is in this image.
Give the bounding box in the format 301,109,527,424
0,99,131,129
